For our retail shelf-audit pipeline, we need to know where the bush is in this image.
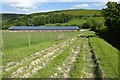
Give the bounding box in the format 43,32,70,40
81,19,106,36
81,23,89,29
93,14,101,17
55,23,62,26
85,19,104,31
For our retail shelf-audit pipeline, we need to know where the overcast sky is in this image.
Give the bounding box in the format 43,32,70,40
0,0,119,14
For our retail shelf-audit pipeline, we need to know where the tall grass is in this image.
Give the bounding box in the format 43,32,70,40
90,37,118,78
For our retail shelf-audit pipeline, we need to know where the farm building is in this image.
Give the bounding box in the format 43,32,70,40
8,26,79,32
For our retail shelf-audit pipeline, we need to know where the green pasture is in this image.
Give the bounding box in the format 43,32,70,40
2,31,80,65
45,17,104,26
51,9,101,17
90,37,118,78
2,31,118,78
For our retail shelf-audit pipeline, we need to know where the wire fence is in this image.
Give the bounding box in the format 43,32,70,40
2,31,80,51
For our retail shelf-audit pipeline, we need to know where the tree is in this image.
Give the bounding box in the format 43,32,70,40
84,19,104,31
102,2,120,33
101,2,120,49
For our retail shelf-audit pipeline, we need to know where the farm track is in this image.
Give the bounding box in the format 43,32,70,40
51,38,83,78
2,37,77,78
83,37,103,78
69,37,103,78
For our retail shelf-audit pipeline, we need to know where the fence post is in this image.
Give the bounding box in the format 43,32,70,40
28,33,31,46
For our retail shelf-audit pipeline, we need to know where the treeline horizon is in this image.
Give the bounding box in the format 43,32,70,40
1,9,101,29
83,2,120,50
2,14,101,30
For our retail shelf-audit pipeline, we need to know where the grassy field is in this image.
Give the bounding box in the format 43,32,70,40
2,31,80,65
90,37,118,78
33,9,101,17
45,18,86,26
86,17,105,23
2,31,118,78
45,17,104,26
30,39,79,78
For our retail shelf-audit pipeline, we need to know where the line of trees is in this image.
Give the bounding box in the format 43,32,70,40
2,13,73,29
14,13,74,26
101,2,120,49
2,12,102,29
81,2,120,49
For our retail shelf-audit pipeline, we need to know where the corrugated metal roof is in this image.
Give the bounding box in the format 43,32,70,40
8,26,79,30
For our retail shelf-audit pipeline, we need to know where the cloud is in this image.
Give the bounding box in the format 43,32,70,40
108,0,120,2
30,9,56,13
1,0,47,12
1,0,75,13
93,2,106,7
1,0,120,3
1,0,19,3
4,0,46,9
1,0,119,9
1,0,120,14
49,0,74,2
71,4,89,9
81,0,119,2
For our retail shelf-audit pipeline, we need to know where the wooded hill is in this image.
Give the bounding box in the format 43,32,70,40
31,9,101,17
1,13,25,21
1,9,101,29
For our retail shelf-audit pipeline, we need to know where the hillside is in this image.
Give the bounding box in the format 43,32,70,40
2,9,101,21
31,9,101,17
45,17,104,27
1,9,102,29
1,13,25,21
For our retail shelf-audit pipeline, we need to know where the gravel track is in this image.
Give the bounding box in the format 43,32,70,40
51,38,83,78
82,37,103,78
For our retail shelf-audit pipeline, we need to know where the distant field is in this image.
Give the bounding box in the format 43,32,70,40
45,18,86,26
58,10,101,16
1,9,101,24
45,17,104,26
86,17,105,22
2,31,118,78
33,9,101,17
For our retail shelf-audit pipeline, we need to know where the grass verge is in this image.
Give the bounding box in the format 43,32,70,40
90,37,118,78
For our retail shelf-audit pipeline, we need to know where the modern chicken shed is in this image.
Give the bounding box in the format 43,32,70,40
8,26,79,32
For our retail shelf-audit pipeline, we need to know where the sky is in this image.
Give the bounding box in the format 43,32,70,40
0,0,120,14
